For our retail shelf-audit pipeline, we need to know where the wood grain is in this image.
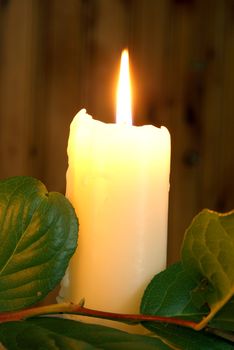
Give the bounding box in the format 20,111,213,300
0,0,234,267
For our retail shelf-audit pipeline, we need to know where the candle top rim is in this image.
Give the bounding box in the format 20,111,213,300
73,109,170,137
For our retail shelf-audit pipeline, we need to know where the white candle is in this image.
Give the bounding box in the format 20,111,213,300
59,51,170,325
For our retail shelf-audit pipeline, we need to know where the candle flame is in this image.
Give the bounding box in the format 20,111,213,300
116,49,132,125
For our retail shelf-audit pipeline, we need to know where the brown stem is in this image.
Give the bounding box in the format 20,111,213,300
76,306,197,329
0,303,198,330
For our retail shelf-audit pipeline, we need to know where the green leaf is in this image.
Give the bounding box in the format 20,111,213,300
181,209,234,328
141,322,234,350
0,318,173,350
209,297,234,332
141,263,233,350
141,209,234,343
0,176,78,311
141,262,208,322
140,259,234,332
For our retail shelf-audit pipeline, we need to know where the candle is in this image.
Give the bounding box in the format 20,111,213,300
59,50,170,326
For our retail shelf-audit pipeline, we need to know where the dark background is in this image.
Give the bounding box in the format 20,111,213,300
0,0,234,264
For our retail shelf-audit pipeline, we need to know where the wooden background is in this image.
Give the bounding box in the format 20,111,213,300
0,0,234,264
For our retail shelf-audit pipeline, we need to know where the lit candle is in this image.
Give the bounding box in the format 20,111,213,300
59,50,170,325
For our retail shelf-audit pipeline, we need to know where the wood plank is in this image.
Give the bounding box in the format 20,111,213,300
161,1,202,263
200,0,234,214
0,0,37,178
128,0,171,126
38,0,82,193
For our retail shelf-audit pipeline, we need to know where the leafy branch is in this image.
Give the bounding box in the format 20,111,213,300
0,176,233,349
0,302,198,329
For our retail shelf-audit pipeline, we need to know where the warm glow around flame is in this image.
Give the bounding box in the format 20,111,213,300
116,49,132,125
